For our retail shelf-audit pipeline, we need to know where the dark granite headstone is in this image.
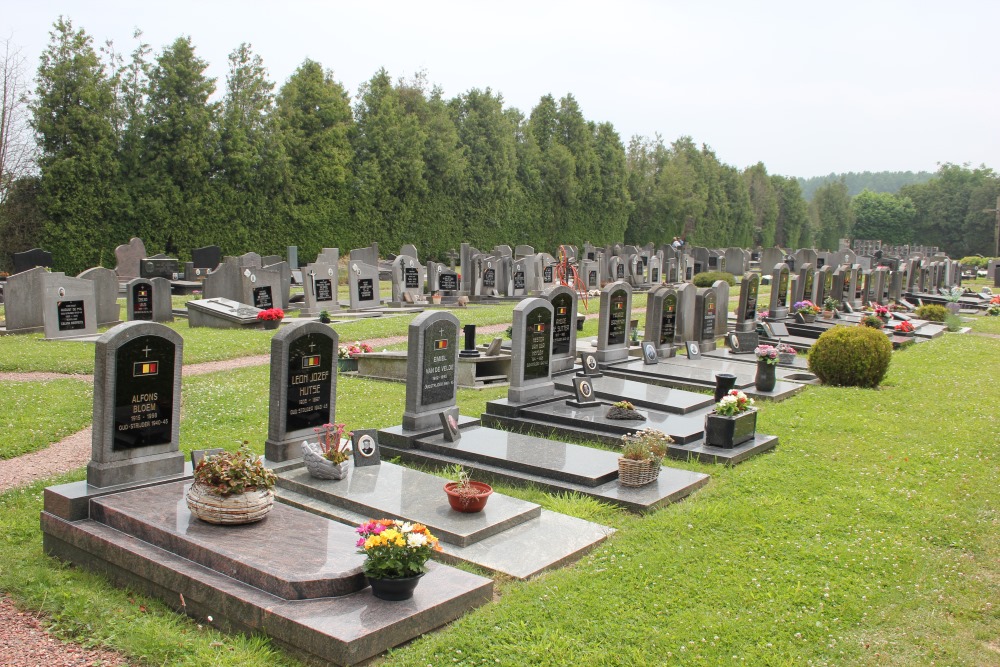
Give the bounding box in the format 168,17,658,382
253,285,274,309
439,272,458,291
191,245,222,270
509,298,554,403
13,248,53,275
403,311,460,431
131,281,153,321
141,258,178,279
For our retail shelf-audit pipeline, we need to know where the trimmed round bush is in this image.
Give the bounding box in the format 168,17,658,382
807,325,892,388
914,304,948,322
692,271,735,287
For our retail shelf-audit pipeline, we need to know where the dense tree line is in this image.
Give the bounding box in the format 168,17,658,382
0,20,996,273
798,170,934,201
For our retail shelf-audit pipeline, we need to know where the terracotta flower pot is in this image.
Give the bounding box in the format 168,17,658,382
444,481,493,513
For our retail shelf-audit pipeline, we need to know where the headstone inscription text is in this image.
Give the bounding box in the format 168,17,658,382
132,283,153,320
357,278,374,302
314,278,333,302
608,289,627,345
551,292,573,355
113,335,174,450
58,300,86,331
253,286,274,309
404,267,420,289
660,294,677,345
422,322,456,405
285,333,334,433
523,306,551,380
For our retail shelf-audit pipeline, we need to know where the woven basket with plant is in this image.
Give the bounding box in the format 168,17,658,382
618,429,673,487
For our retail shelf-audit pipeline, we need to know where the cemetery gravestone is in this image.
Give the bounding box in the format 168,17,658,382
674,282,697,343
141,257,179,280
508,298,555,403
713,279,730,337
348,261,381,310
402,311,460,431
264,322,338,462
87,322,185,487
43,276,98,339
595,281,632,363
544,285,579,373
736,272,759,332
13,248,54,275
127,279,154,321
78,267,121,326
191,245,222,271
113,238,146,281
695,287,718,351
300,262,339,317
767,264,790,319
2,266,48,332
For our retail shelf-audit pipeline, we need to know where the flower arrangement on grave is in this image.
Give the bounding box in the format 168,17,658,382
319,309,332,323
714,389,755,416
988,296,1000,317
859,313,884,328
618,428,672,487
186,443,277,524
943,286,964,303
301,423,352,479
823,297,840,311
756,309,770,321
443,464,493,512
338,341,374,359
356,519,441,599
315,423,350,463
705,389,758,448
607,400,644,421
775,342,796,362
873,304,889,319
793,300,819,316
256,307,284,322
754,344,779,365
894,321,915,334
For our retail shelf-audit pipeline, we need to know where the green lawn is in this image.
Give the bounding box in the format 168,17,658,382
1,306,998,666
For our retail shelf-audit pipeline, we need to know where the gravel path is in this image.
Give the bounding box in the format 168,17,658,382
0,596,128,666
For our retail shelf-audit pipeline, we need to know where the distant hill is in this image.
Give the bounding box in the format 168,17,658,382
797,171,934,201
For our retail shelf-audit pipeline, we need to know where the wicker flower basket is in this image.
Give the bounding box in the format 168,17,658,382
618,457,661,487
186,482,274,525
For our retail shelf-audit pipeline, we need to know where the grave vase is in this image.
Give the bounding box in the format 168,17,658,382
705,409,757,448
755,361,776,392
367,573,424,601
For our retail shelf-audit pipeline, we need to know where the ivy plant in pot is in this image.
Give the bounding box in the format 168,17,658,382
355,519,441,601
443,464,493,513
186,443,277,525
301,423,351,480
705,389,757,449
319,309,332,324
618,429,672,487
256,307,284,330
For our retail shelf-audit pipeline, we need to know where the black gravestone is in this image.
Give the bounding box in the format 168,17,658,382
285,333,335,433
660,293,676,345
551,292,573,355
132,283,153,321
616,264,625,279
701,292,716,340
514,271,526,290
113,335,175,450
482,268,496,288
315,278,333,302
543,266,554,283
523,306,551,380
422,320,457,405
357,278,374,302
253,286,274,309
744,276,759,320
191,245,222,269
589,270,598,287
58,300,86,331
439,272,458,291
651,267,659,283
141,258,178,279
607,289,627,346
777,270,789,307
13,248,53,274
404,267,420,289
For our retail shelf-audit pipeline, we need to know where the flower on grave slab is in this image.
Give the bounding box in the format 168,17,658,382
873,304,889,318
714,389,755,416
775,342,796,355
256,307,284,321
356,519,441,579
792,300,819,315
313,423,351,463
754,344,779,365
756,309,770,321
894,321,915,333
823,297,840,311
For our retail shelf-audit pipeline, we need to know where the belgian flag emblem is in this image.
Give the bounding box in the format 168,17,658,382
614,301,624,310
302,355,321,368
532,323,547,333
133,361,158,377
434,339,448,350
557,307,567,315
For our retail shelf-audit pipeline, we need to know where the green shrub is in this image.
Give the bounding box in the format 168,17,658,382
915,304,948,322
692,271,735,287
807,325,892,388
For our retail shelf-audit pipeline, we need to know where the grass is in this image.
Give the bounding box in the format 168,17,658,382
0,379,93,459
1,306,999,665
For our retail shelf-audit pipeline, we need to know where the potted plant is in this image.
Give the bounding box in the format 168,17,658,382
859,313,884,329
319,309,332,324
606,400,644,421
793,300,819,323
893,320,915,336
753,344,779,391
987,296,1000,317
943,286,963,314
431,292,442,305
618,429,672,487
821,297,839,319
301,423,351,479
257,307,284,330
337,341,373,372
355,519,441,601
705,389,757,448
873,303,890,322
186,443,277,525
775,342,796,364
443,464,493,513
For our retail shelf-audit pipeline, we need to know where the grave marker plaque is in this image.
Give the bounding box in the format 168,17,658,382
508,298,555,402
660,292,677,346
403,311,460,431
543,265,554,283
483,268,496,288
596,281,632,363
131,281,153,321
58,300,86,331
545,285,580,373
253,285,274,309
404,267,420,289
113,335,175,450
438,272,458,291
265,322,338,462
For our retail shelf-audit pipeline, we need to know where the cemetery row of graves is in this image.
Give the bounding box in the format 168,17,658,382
1,236,999,665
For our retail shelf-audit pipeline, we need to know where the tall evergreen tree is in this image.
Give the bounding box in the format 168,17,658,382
31,18,120,273
138,37,219,256
810,179,853,250
274,59,353,259
743,162,778,247
850,190,916,245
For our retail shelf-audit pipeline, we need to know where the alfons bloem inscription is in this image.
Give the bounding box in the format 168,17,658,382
113,335,175,450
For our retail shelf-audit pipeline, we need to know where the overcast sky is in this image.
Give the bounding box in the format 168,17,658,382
7,0,998,177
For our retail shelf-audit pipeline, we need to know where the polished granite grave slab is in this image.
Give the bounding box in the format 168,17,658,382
667,432,779,465
552,375,714,414
666,354,817,385
278,483,613,580
90,481,365,599
516,399,706,444
703,348,810,370
379,414,480,449
413,428,620,486
381,426,711,514
42,480,492,666
277,462,540,547
601,359,804,401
